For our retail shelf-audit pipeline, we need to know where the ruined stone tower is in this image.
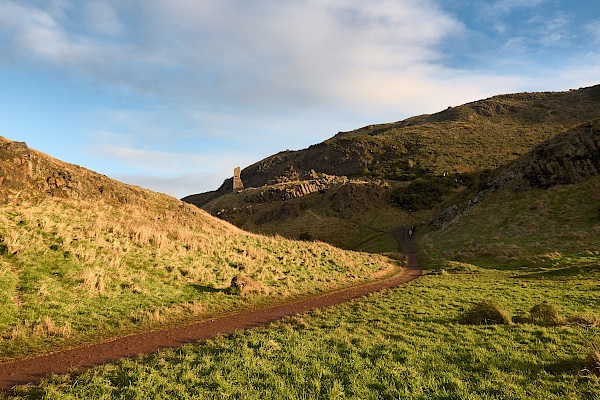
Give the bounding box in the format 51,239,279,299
233,166,244,192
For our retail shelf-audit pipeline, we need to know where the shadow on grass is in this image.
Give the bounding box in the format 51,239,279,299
519,264,600,279
189,284,230,294
513,357,585,376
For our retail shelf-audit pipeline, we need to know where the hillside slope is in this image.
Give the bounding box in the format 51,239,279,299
191,86,600,252
0,136,396,361
185,84,600,206
422,120,600,266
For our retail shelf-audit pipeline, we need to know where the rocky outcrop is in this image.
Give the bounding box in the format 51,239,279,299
0,136,148,204
245,172,347,203
230,274,262,295
489,120,600,191
431,120,600,228
212,179,388,226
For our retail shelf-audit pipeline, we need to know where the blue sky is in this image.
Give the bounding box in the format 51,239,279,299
1,0,599,198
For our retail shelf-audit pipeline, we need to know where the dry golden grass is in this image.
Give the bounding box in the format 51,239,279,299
588,342,600,375
0,193,397,360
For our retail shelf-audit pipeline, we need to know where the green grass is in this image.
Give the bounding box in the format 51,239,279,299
419,175,600,268
0,196,395,362
5,257,600,399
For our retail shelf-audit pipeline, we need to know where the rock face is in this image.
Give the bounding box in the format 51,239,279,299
0,136,148,204
245,172,347,203
232,166,244,192
432,120,600,228
210,179,388,227
490,120,600,190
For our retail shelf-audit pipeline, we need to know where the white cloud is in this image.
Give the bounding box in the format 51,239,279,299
113,172,230,199
0,0,463,112
91,143,257,196
0,2,81,63
2,0,595,117
94,144,216,175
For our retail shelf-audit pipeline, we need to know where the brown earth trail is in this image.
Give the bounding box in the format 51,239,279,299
0,248,421,391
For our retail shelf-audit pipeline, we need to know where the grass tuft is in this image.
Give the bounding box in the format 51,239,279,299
529,302,562,326
458,300,511,325
76,267,106,295
566,314,600,328
587,342,600,375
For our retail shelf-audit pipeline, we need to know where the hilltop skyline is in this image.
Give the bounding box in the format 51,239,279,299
1,0,599,198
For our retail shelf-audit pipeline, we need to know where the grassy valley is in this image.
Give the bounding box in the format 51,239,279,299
2,85,600,399
6,252,600,399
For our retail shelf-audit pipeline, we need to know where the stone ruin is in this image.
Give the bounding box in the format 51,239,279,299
233,166,244,192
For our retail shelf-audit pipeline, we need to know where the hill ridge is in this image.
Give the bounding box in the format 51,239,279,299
184,84,600,206
0,136,152,205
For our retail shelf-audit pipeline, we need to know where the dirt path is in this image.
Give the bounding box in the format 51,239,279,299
0,248,421,390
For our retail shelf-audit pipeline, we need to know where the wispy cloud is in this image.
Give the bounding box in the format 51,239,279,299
2,0,585,118
82,1,124,36
112,172,227,199
530,14,572,46
488,0,545,14
587,19,600,44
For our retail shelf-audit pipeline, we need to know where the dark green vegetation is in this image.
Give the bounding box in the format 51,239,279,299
389,174,477,212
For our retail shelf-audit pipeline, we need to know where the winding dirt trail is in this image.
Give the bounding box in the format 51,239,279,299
0,246,420,390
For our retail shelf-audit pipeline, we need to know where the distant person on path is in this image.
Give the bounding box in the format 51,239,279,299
408,226,414,240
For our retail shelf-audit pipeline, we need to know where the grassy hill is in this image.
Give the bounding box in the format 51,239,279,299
186,84,600,205
3,92,600,399
187,86,600,253
0,136,397,361
420,119,600,268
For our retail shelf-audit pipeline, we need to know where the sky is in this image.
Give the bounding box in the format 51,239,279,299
1,0,599,198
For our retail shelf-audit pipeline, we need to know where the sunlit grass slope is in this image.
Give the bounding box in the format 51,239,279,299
419,175,600,269
0,139,396,361
7,260,600,399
